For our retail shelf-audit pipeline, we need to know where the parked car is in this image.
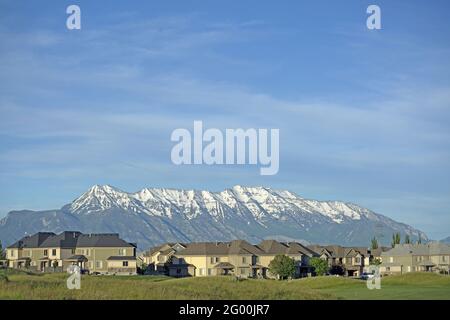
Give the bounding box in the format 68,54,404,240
360,272,375,280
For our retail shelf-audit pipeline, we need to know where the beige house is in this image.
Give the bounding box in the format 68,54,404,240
380,243,450,275
141,239,318,278
140,242,186,275
6,231,137,275
308,245,389,277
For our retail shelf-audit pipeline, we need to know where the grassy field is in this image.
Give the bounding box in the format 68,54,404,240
0,270,449,300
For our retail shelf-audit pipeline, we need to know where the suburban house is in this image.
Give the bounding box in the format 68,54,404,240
5,231,137,275
140,239,318,278
307,245,389,277
380,243,450,275
140,242,187,274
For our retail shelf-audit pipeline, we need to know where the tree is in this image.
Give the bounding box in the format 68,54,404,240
371,237,379,250
0,240,5,260
370,258,382,266
138,262,148,275
404,234,411,244
417,235,422,245
309,257,329,276
268,255,296,280
329,265,345,276
391,233,401,248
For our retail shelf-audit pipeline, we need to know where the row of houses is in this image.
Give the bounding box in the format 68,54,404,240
2,231,450,277
140,241,392,278
140,240,318,278
379,242,450,274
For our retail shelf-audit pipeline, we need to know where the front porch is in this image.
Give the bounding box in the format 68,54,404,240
10,257,31,269
214,262,235,276
64,255,88,272
418,261,436,272
251,264,267,278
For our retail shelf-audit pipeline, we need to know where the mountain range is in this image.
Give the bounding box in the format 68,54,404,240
440,236,450,244
0,185,428,250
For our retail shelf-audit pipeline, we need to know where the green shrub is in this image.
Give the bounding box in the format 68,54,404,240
0,273,9,282
268,255,296,280
310,257,329,276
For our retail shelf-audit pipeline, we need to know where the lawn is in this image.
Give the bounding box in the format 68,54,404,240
0,270,449,300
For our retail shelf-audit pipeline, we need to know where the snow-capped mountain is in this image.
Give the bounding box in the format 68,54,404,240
441,236,450,244
0,185,428,250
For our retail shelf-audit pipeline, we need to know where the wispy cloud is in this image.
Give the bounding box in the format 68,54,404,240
0,3,449,238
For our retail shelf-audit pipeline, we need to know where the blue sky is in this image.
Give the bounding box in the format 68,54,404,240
0,1,449,239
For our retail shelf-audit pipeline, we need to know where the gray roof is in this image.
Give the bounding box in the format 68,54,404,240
66,255,88,262
214,262,235,269
228,240,264,255
258,240,289,254
381,243,450,256
144,243,186,256
285,242,318,257
176,240,314,256
7,232,56,248
75,234,135,248
307,245,380,258
7,231,135,249
428,242,450,255
40,231,82,248
177,242,231,256
106,256,136,261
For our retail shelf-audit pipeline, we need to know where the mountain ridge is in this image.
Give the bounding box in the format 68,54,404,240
0,185,428,250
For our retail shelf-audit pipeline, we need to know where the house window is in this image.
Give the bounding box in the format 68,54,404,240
95,261,103,268
199,268,205,276
355,257,361,264
122,261,129,267
242,257,247,264
158,255,165,262
255,256,260,263
52,249,57,256
240,268,247,274
44,249,48,256
210,257,220,263
119,249,126,256
71,249,76,254
443,256,447,262
9,250,15,258
386,267,390,271
389,257,393,263
85,249,90,256
208,268,212,275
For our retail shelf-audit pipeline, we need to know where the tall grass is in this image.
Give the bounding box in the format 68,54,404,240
0,272,449,300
